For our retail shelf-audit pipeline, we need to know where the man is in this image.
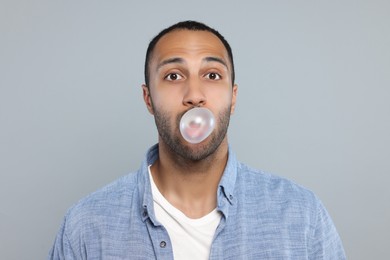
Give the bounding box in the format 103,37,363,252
49,21,346,259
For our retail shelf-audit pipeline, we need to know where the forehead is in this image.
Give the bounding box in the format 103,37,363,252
151,29,230,65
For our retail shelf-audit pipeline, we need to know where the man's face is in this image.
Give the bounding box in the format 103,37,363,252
143,29,237,161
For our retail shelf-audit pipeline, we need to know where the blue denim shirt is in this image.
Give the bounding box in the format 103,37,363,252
49,144,346,259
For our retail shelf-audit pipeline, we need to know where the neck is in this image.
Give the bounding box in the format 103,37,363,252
150,138,229,218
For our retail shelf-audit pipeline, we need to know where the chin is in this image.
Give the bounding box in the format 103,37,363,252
172,134,224,161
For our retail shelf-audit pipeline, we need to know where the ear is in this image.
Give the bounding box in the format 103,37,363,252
142,84,154,115
230,84,238,114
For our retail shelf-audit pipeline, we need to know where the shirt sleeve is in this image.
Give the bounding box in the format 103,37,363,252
309,198,346,259
47,217,78,260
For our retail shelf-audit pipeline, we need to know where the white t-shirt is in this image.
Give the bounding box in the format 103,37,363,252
148,166,222,260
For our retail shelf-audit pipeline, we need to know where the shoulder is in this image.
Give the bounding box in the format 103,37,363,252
234,161,323,226
236,162,316,203
226,161,346,258
49,171,148,258
63,171,140,233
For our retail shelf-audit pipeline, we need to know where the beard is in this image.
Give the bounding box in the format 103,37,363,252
153,106,231,162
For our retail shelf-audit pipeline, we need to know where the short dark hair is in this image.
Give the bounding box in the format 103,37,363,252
144,20,235,87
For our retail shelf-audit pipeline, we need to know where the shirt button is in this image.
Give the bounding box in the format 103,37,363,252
160,241,167,248
229,195,233,200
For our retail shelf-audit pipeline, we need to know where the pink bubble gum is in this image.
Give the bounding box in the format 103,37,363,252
179,107,215,144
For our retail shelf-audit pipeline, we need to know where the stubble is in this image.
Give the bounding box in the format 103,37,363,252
153,106,231,163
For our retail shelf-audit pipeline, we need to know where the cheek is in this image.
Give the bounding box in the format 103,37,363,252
150,77,182,100
208,88,233,106
151,90,181,111
151,93,182,124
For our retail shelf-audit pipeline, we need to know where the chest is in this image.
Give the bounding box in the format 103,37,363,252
81,205,310,260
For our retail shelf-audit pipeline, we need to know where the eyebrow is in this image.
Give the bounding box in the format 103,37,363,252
156,57,184,71
156,56,228,71
203,56,228,69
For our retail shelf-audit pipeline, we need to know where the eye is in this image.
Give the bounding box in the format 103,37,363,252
164,73,183,81
205,72,221,80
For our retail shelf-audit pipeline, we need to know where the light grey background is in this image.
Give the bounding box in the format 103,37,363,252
1,0,389,259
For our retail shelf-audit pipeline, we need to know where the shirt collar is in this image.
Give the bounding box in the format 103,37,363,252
217,145,238,205
139,144,159,223
216,145,237,220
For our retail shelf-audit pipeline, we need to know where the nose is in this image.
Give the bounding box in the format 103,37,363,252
182,79,206,107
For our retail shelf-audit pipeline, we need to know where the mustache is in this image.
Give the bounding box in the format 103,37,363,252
176,107,199,124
